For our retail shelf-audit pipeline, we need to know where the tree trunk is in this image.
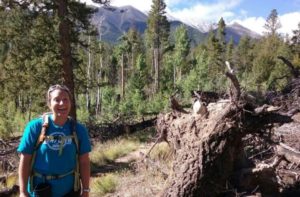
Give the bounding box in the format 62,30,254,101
86,35,91,111
95,18,104,117
159,103,244,197
121,53,125,99
57,0,76,120
95,52,103,117
154,47,159,93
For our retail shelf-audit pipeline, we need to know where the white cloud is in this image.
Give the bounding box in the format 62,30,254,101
231,12,300,35
167,0,241,23
82,0,152,12
110,0,152,12
279,12,300,36
231,17,266,35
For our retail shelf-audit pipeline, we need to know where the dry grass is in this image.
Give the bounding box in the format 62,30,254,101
107,168,167,197
90,138,139,169
90,173,118,197
89,129,173,196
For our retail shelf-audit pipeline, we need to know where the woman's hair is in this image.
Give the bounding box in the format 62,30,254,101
47,84,72,105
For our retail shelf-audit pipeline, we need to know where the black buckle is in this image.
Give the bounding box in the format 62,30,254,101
52,174,60,179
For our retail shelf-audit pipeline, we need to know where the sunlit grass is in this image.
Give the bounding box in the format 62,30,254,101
149,141,173,161
89,128,169,196
90,173,118,196
90,129,155,169
90,138,139,169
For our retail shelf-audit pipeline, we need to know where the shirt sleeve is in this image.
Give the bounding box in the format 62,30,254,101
17,118,42,154
76,123,92,155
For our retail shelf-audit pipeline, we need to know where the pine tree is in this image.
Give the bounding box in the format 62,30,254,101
205,30,225,90
217,17,226,53
173,25,190,86
264,9,281,36
146,0,170,93
226,37,234,63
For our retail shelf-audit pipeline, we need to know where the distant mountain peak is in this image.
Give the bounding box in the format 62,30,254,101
227,22,261,38
91,5,260,44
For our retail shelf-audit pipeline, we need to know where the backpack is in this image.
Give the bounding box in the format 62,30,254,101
29,113,80,193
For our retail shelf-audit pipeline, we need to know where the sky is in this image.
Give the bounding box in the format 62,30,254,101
83,0,300,35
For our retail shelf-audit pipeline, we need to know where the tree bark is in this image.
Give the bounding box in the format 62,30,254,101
154,47,159,93
57,0,76,120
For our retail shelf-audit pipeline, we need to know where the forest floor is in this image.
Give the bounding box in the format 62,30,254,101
89,130,171,197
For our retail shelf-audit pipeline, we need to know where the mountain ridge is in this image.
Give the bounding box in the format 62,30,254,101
91,5,260,44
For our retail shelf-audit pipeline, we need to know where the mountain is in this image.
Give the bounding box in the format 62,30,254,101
91,5,206,44
225,23,261,43
91,5,148,42
91,5,260,45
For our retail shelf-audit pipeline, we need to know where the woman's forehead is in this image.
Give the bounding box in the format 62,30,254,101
50,89,70,97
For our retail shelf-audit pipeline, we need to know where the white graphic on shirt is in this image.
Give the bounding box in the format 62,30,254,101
43,132,72,151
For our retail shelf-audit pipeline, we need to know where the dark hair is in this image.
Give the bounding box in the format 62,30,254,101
47,84,72,105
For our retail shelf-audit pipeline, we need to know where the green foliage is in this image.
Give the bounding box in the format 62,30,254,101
100,86,120,121
146,93,170,114
173,25,190,83
180,50,218,98
0,101,27,139
250,35,291,91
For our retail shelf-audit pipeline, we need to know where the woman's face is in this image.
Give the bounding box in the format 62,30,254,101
48,89,71,120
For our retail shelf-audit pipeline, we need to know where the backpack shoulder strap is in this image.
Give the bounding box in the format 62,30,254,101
29,112,51,192
34,113,50,149
68,116,81,192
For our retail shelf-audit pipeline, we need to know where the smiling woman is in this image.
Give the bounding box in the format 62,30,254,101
17,84,92,197
47,85,72,126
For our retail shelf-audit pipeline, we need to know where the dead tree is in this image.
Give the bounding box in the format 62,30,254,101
158,62,244,196
157,62,295,197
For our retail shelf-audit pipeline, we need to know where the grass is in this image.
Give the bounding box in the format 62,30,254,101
90,138,140,169
89,128,172,196
149,141,173,161
90,173,118,197
90,128,155,168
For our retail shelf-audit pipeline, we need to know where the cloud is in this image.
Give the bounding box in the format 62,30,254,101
231,17,266,35
167,0,242,23
231,12,300,35
110,0,152,12
279,12,300,35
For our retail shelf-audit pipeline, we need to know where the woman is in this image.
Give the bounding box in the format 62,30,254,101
18,85,91,197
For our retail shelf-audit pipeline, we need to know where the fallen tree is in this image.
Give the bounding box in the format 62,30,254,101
154,61,300,197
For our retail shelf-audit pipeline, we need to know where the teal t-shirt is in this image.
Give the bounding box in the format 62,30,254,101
17,115,91,197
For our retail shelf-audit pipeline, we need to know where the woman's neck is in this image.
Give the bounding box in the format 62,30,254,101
52,115,68,126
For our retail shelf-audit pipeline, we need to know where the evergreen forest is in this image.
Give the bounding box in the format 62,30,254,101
0,0,300,139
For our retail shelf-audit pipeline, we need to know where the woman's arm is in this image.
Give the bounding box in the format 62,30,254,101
79,153,90,197
19,153,32,197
